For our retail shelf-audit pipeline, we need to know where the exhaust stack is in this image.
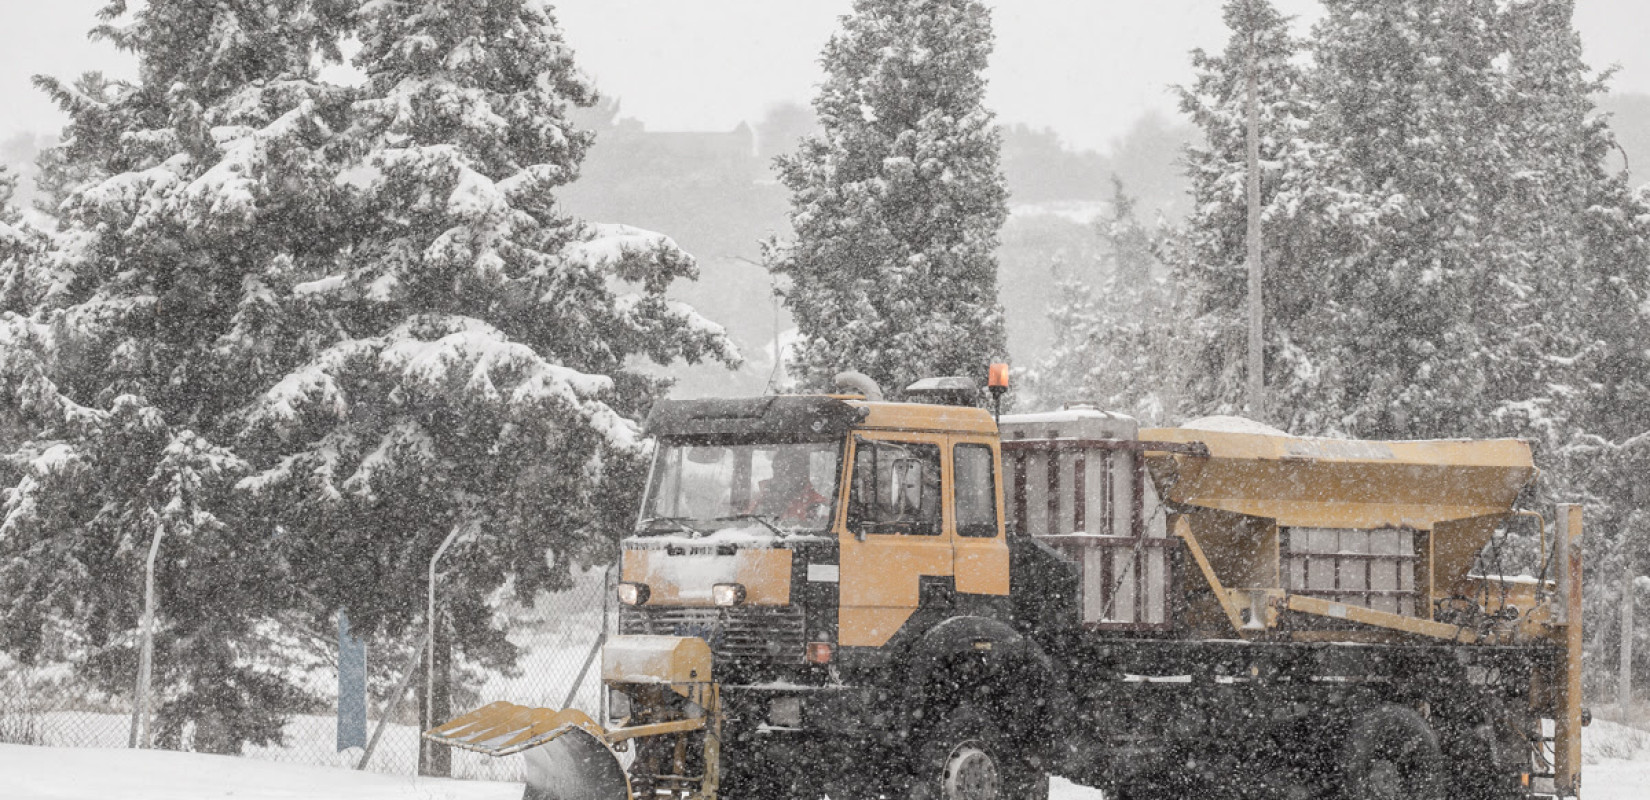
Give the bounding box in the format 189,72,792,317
833,370,883,401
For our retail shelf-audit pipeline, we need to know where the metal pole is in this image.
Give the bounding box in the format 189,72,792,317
1624,560,1636,713
562,631,608,711
600,566,614,723
357,630,431,772
423,523,466,774
1243,0,1266,421
1553,504,1584,796
129,527,164,748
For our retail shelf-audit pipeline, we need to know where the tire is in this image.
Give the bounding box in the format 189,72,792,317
1338,705,1445,800
1439,695,1528,800
907,704,1047,800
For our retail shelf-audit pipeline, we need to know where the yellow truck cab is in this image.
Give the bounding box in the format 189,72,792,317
624,394,1011,660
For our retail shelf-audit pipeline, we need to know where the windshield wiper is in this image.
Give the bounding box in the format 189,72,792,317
638,516,709,537
713,513,786,536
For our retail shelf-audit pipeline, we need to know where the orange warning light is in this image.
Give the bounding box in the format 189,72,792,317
988,363,1010,389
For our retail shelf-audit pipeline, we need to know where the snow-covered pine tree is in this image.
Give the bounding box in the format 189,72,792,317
0,0,354,751
0,164,38,468
1486,0,1650,664
0,164,34,313
767,0,1008,400
1173,0,1645,446
1166,0,1341,431
237,0,738,672
1302,0,1538,440
1486,0,1650,459
1025,180,1179,422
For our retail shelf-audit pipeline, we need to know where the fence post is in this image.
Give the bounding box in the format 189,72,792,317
601,565,615,723
1625,561,1637,713
128,527,165,748
420,523,466,777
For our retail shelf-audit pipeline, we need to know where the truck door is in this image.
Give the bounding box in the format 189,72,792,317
839,433,953,647
950,438,1010,596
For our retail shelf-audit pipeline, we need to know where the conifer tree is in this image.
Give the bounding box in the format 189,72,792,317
767,0,1008,399
0,165,34,312
0,0,353,751
1301,0,1526,439
1165,0,1340,430
237,0,738,670
1165,0,1649,446
1488,0,1650,636
1025,180,1179,422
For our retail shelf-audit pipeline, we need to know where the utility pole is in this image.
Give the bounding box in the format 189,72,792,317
1244,0,1265,421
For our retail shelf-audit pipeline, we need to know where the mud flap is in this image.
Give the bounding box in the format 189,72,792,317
423,701,632,800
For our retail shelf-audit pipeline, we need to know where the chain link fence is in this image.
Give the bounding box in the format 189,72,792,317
0,564,616,785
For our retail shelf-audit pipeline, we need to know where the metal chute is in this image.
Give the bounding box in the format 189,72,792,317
423,701,632,800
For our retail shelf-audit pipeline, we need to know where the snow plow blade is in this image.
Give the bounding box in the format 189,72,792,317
423,701,631,800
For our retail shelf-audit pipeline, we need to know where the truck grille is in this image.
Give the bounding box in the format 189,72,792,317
620,606,807,665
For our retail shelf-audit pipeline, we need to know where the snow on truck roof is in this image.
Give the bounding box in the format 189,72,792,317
1179,414,1289,436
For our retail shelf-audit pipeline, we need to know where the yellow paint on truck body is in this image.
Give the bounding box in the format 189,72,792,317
603,635,713,687
621,546,793,606
836,401,1009,647
615,399,1008,649
850,400,1000,436
1142,427,1536,603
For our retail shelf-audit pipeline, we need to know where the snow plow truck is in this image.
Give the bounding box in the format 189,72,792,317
425,369,1588,800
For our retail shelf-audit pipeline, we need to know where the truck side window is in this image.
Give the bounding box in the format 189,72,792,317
850,440,941,536
954,444,998,538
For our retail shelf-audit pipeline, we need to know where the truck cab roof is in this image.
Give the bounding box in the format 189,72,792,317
646,395,997,439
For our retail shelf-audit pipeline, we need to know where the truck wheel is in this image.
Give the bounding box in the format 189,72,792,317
1439,695,1527,800
1339,705,1445,800
909,705,1047,800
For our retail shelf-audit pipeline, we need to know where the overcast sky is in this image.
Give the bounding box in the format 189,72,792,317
4,1,1648,152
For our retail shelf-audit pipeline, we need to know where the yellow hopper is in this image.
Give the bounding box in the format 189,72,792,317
1142,422,1537,622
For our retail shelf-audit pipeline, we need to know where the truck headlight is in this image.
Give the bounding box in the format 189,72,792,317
617,582,651,606
711,583,746,607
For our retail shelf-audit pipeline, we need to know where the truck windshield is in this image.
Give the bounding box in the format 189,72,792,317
640,440,843,534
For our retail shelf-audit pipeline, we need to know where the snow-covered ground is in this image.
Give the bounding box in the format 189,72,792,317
0,743,520,800
5,719,1647,800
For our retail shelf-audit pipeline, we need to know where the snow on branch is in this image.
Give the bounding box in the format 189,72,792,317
340,421,435,499
0,313,106,432
562,224,684,273
68,155,190,233
244,314,640,452
375,315,635,446
184,101,319,224
0,443,89,540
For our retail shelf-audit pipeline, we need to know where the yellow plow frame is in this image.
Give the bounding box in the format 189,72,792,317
422,635,723,800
